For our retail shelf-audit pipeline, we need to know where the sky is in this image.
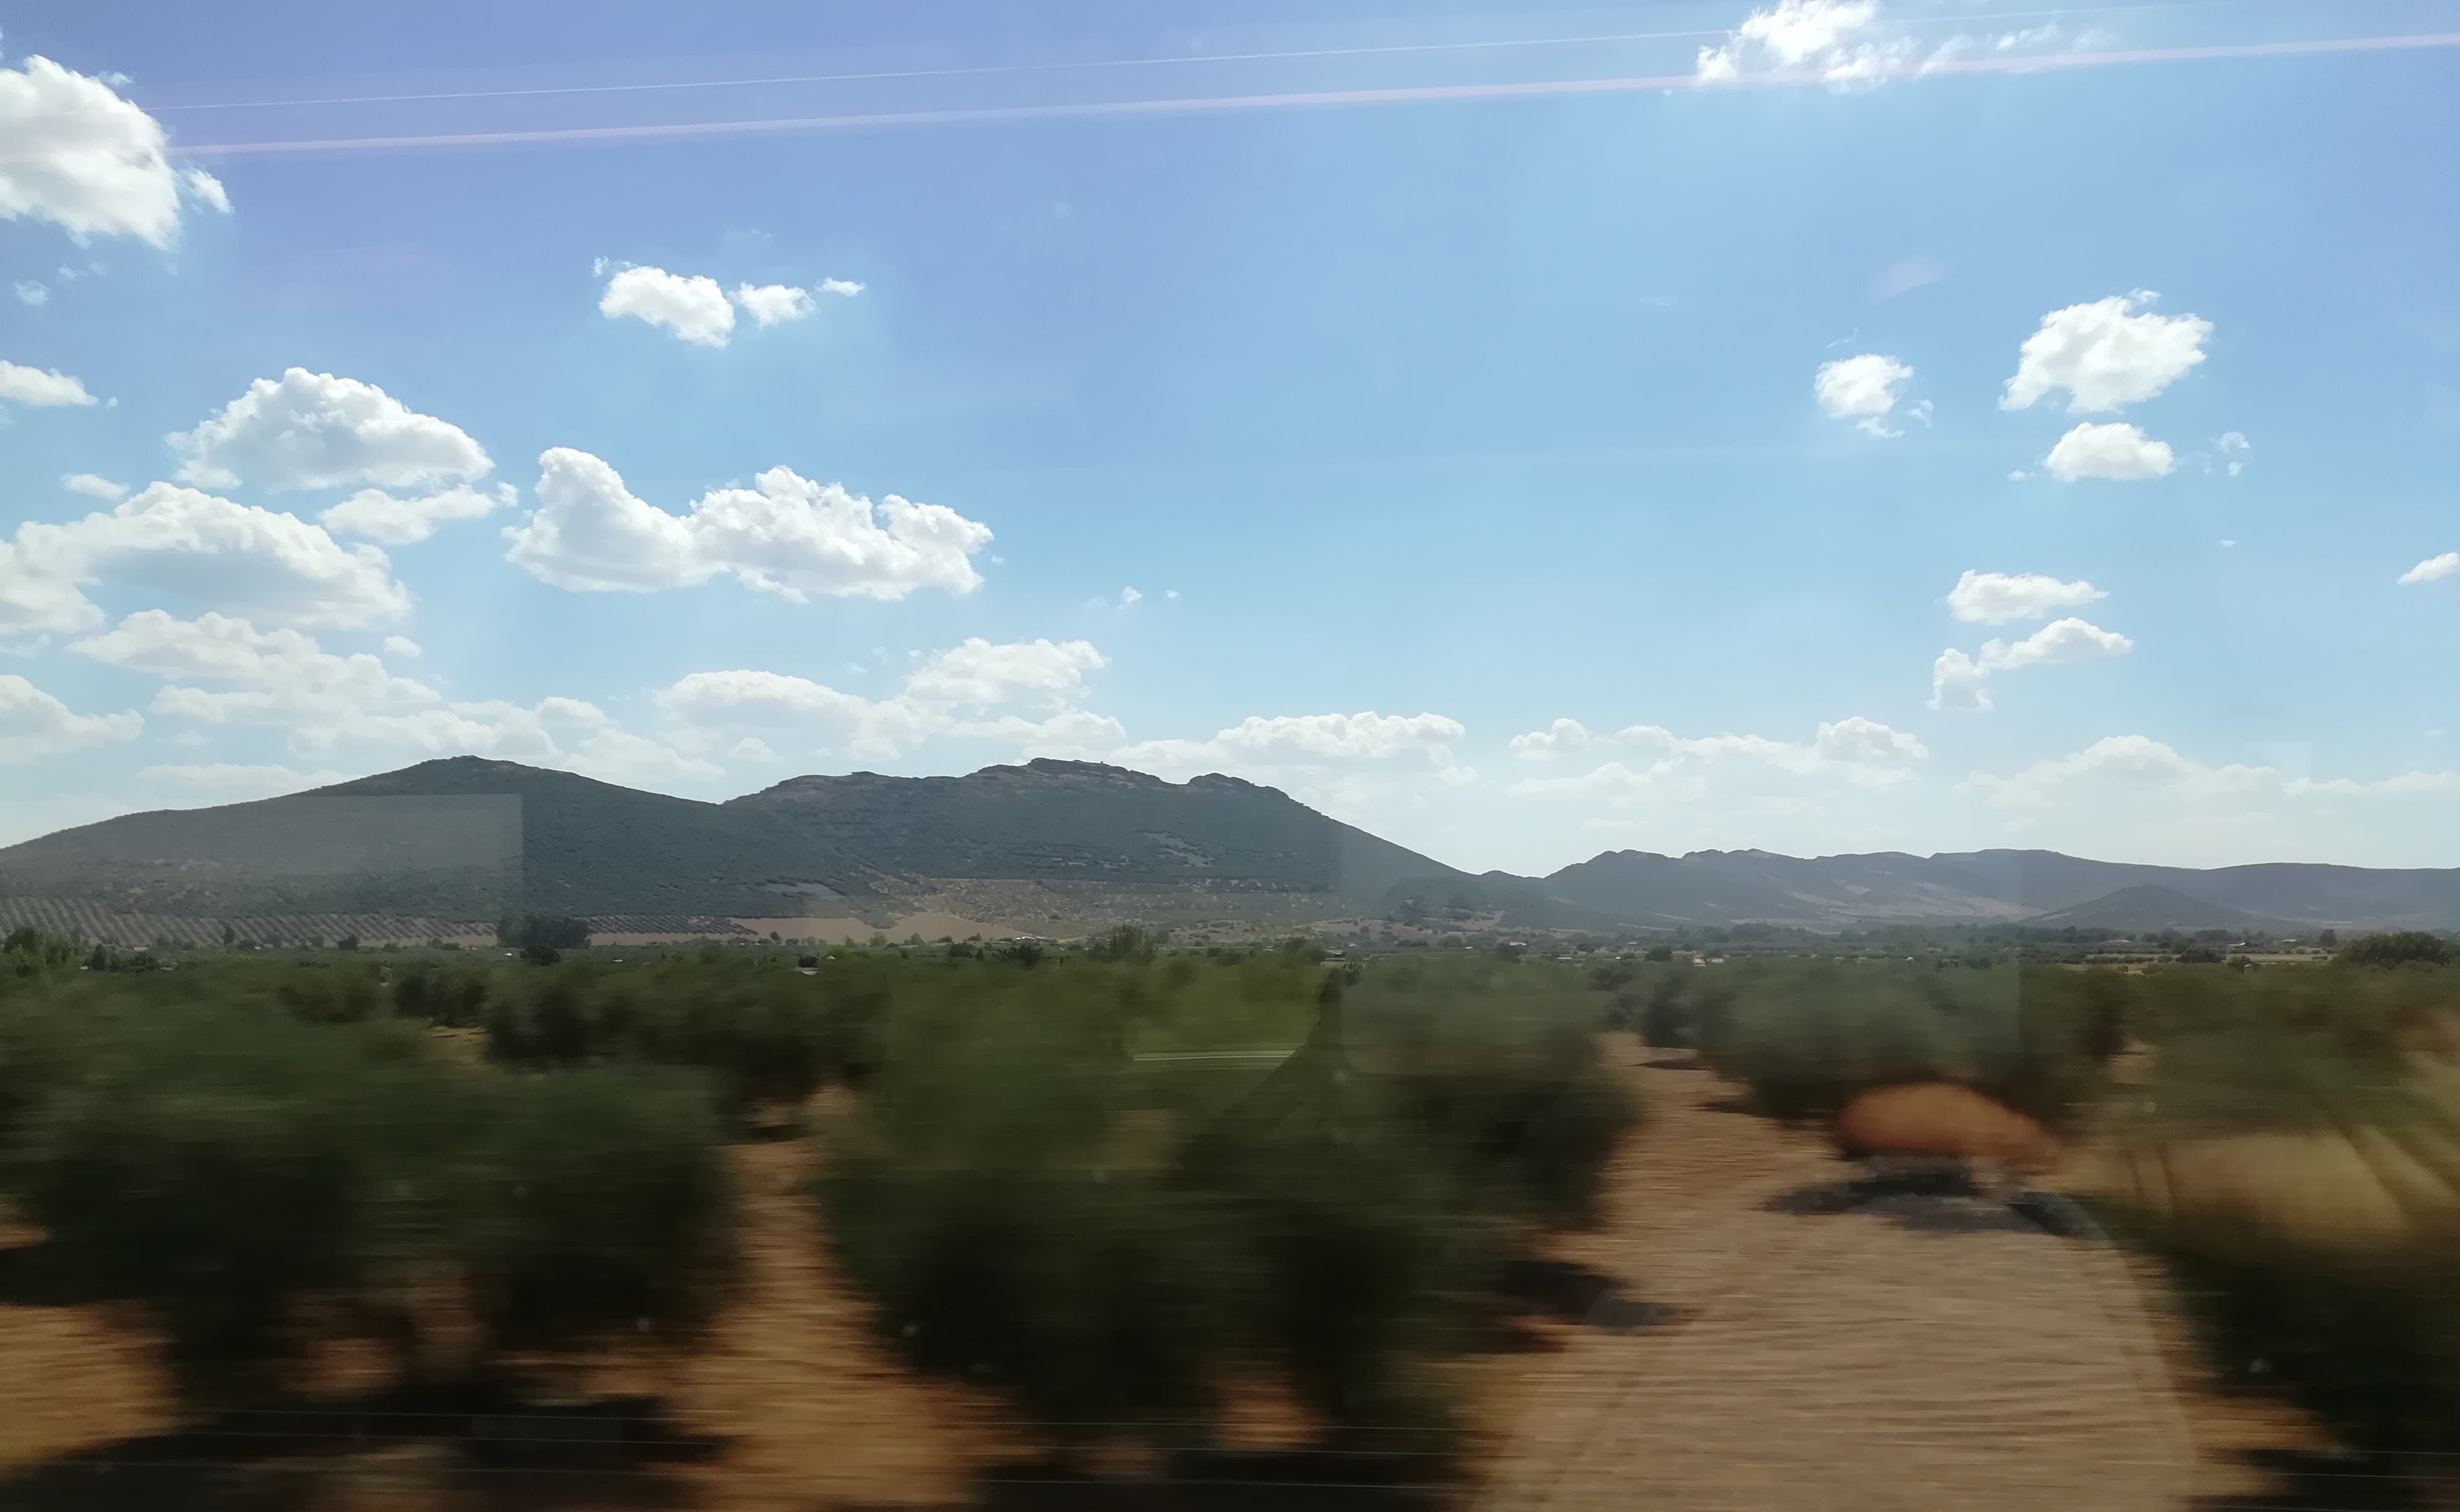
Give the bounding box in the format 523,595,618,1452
1,0,2456,877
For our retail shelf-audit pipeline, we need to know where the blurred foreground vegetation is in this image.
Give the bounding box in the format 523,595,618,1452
0,929,1635,1472
7,921,2460,1475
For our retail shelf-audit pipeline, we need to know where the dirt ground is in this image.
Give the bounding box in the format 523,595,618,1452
0,1037,2412,1512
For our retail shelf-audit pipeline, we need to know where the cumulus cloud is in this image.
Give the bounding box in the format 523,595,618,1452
1510,718,1594,760
1929,616,2132,711
0,485,411,635
1513,717,1926,785
14,280,46,304
61,472,125,500
2045,421,2175,481
2003,293,2211,413
1945,570,2105,624
1120,712,1467,771
2218,431,2250,475
1507,716,1929,857
169,369,492,493
1697,0,1900,81
2397,552,2458,586
72,610,438,727
321,482,514,545
286,694,720,786
381,635,421,658
0,359,96,406
1694,0,2058,84
600,265,734,347
505,448,992,602
1960,736,2460,865
1813,353,1914,436
0,55,229,247
818,278,863,297
0,673,141,762
1110,711,1471,823
656,637,1112,761
732,283,815,327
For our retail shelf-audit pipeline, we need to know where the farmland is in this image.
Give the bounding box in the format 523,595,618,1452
3,931,2459,1509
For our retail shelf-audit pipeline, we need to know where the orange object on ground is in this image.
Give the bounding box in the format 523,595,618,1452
1833,1082,2061,1174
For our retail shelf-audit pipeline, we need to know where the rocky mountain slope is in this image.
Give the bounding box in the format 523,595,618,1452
2,758,2452,932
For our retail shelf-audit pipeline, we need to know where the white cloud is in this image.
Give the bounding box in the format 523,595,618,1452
818,278,863,297
0,673,141,762
0,55,229,247
656,637,1109,761
732,283,815,327
1697,0,1903,81
2045,421,2175,481
72,611,440,728
1960,738,2460,863
321,482,513,545
1122,711,1467,769
1111,711,1471,828
600,265,734,347
504,448,705,593
2003,293,2211,413
381,635,422,658
1929,616,2133,711
1,485,411,635
61,472,125,500
727,736,776,762
77,616,712,785
2218,431,2250,475
1945,570,2105,624
1510,718,1594,760
505,448,992,602
0,359,96,406
15,280,46,305
2397,552,2458,586
1813,353,1914,436
1507,716,1929,858
179,168,230,213
139,763,348,796
168,369,491,493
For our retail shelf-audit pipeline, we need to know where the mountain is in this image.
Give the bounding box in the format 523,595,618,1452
1536,847,2460,931
2021,884,2280,934
0,757,1474,927
2,758,2453,935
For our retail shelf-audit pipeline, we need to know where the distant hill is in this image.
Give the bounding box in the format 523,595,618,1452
0,757,1474,926
1537,847,2460,931
2022,884,2281,934
2,758,2453,933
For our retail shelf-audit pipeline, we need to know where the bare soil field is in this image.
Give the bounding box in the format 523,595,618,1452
0,1038,2403,1512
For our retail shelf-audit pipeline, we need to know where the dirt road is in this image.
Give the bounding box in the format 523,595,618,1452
1476,1042,2335,1512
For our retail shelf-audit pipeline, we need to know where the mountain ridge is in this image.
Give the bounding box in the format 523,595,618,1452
1,758,2453,932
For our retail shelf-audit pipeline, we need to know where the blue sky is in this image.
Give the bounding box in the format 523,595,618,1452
1,0,2455,875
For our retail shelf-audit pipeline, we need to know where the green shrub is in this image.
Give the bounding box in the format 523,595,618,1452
458,1066,741,1356
2337,932,2456,970
1691,962,2117,1127
1,983,741,1408
815,957,1630,1464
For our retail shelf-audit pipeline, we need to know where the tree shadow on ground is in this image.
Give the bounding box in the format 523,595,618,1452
0,1389,719,1512
836,1450,1453,1512
1761,1174,2101,1239
1487,1257,1676,1342
2193,1447,2448,1511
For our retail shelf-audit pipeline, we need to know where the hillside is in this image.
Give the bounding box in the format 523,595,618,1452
2,758,2453,933
0,757,1474,926
2022,883,2281,934
1539,847,2460,931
